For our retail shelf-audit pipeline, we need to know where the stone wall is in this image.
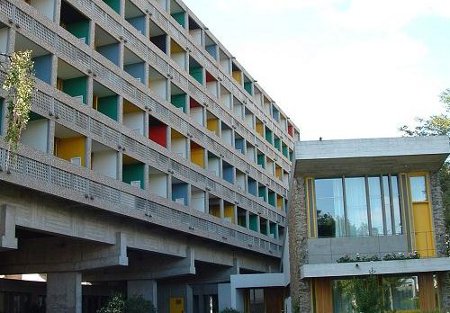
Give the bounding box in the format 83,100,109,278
430,171,450,311
288,176,311,313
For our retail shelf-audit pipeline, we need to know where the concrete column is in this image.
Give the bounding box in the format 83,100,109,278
128,280,158,308
46,272,82,313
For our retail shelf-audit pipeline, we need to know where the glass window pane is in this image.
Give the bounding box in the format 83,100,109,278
345,177,369,237
368,177,383,236
383,176,393,235
391,176,402,234
410,176,427,202
315,178,345,237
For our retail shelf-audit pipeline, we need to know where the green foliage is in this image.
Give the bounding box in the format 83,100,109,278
341,275,383,313
2,50,35,152
220,308,241,313
97,294,125,313
126,295,156,313
97,294,156,313
400,88,450,234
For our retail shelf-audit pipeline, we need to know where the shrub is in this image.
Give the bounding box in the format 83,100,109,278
220,308,241,313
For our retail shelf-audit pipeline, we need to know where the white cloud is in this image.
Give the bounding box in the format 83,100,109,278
183,0,449,140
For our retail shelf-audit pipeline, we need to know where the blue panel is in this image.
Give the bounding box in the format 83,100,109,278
33,54,52,84
235,138,245,155
223,165,234,184
126,16,146,34
206,45,217,59
248,178,257,196
124,62,145,82
172,183,188,205
97,43,120,66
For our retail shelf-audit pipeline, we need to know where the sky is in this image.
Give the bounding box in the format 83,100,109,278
183,0,450,140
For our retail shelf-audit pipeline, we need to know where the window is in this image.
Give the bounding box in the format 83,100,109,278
410,176,427,202
314,175,402,238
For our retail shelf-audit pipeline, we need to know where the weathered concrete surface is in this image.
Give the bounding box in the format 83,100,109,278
47,272,82,313
287,176,311,313
0,204,17,250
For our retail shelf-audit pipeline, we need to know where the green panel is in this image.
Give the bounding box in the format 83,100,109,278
103,0,120,13
29,112,45,121
270,223,277,238
98,95,118,121
282,144,288,158
274,137,281,151
63,77,88,104
244,82,252,95
257,154,265,169
268,192,276,207
238,214,246,227
171,94,187,113
249,215,258,232
171,12,185,28
189,67,203,84
265,128,273,144
66,20,90,44
258,186,267,202
123,163,145,189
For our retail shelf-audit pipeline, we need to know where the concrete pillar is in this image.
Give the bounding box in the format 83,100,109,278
128,280,158,308
46,272,82,313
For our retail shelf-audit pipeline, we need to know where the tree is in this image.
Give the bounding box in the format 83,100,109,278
339,274,383,313
1,50,35,170
400,88,450,232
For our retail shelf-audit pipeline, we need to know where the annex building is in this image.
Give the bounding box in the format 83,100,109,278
289,136,450,313
0,0,300,312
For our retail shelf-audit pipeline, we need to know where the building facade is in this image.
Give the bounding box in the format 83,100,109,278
0,0,299,312
289,136,450,313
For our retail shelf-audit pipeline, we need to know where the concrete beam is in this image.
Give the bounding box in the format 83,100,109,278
0,204,18,250
0,232,128,274
85,247,195,282
47,272,81,313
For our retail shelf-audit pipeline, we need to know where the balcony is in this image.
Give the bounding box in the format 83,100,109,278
301,231,450,278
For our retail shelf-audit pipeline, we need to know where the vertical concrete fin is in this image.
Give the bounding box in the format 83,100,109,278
186,247,196,274
0,204,18,250
116,232,128,266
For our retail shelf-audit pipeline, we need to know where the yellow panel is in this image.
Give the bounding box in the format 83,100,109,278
314,278,332,313
191,146,205,168
418,273,437,312
409,173,435,258
55,137,86,167
93,96,98,110
57,78,63,91
232,71,242,84
207,118,219,134
123,99,141,113
412,202,435,257
209,205,221,218
275,166,282,179
171,129,185,139
169,297,184,313
255,122,264,137
224,205,235,224
170,40,185,54
277,196,283,210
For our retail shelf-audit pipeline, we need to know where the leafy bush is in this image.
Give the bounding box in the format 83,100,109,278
97,294,156,313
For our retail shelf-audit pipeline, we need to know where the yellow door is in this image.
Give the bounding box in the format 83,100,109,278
170,297,184,313
409,174,435,257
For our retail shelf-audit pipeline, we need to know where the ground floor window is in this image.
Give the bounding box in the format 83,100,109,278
332,276,419,313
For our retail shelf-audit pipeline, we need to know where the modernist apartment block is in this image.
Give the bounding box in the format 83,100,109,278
0,0,300,311
289,136,450,313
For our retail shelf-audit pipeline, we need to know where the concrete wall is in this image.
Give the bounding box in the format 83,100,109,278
307,235,408,264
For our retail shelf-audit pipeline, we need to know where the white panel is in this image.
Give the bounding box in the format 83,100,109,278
123,112,144,136
0,28,8,54
191,190,205,212
30,0,55,20
171,137,187,158
92,150,118,179
208,157,220,176
206,81,218,98
222,129,232,146
149,173,168,198
21,119,48,153
190,106,204,126
172,53,186,70
189,29,202,46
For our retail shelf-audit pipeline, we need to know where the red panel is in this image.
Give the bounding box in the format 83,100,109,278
149,125,167,147
288,125,294,137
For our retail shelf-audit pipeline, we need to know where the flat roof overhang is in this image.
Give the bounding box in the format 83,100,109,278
295,136,450,177
300,257,450,279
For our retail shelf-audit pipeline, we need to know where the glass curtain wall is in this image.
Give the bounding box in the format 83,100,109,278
315,175,402,238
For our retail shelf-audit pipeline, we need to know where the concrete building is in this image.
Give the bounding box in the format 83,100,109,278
0,0,299,311
289,136,450,313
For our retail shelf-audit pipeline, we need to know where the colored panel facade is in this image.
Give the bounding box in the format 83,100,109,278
122,163,145,189
55,136,86,166
66,20,90,44
62,76,88,104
